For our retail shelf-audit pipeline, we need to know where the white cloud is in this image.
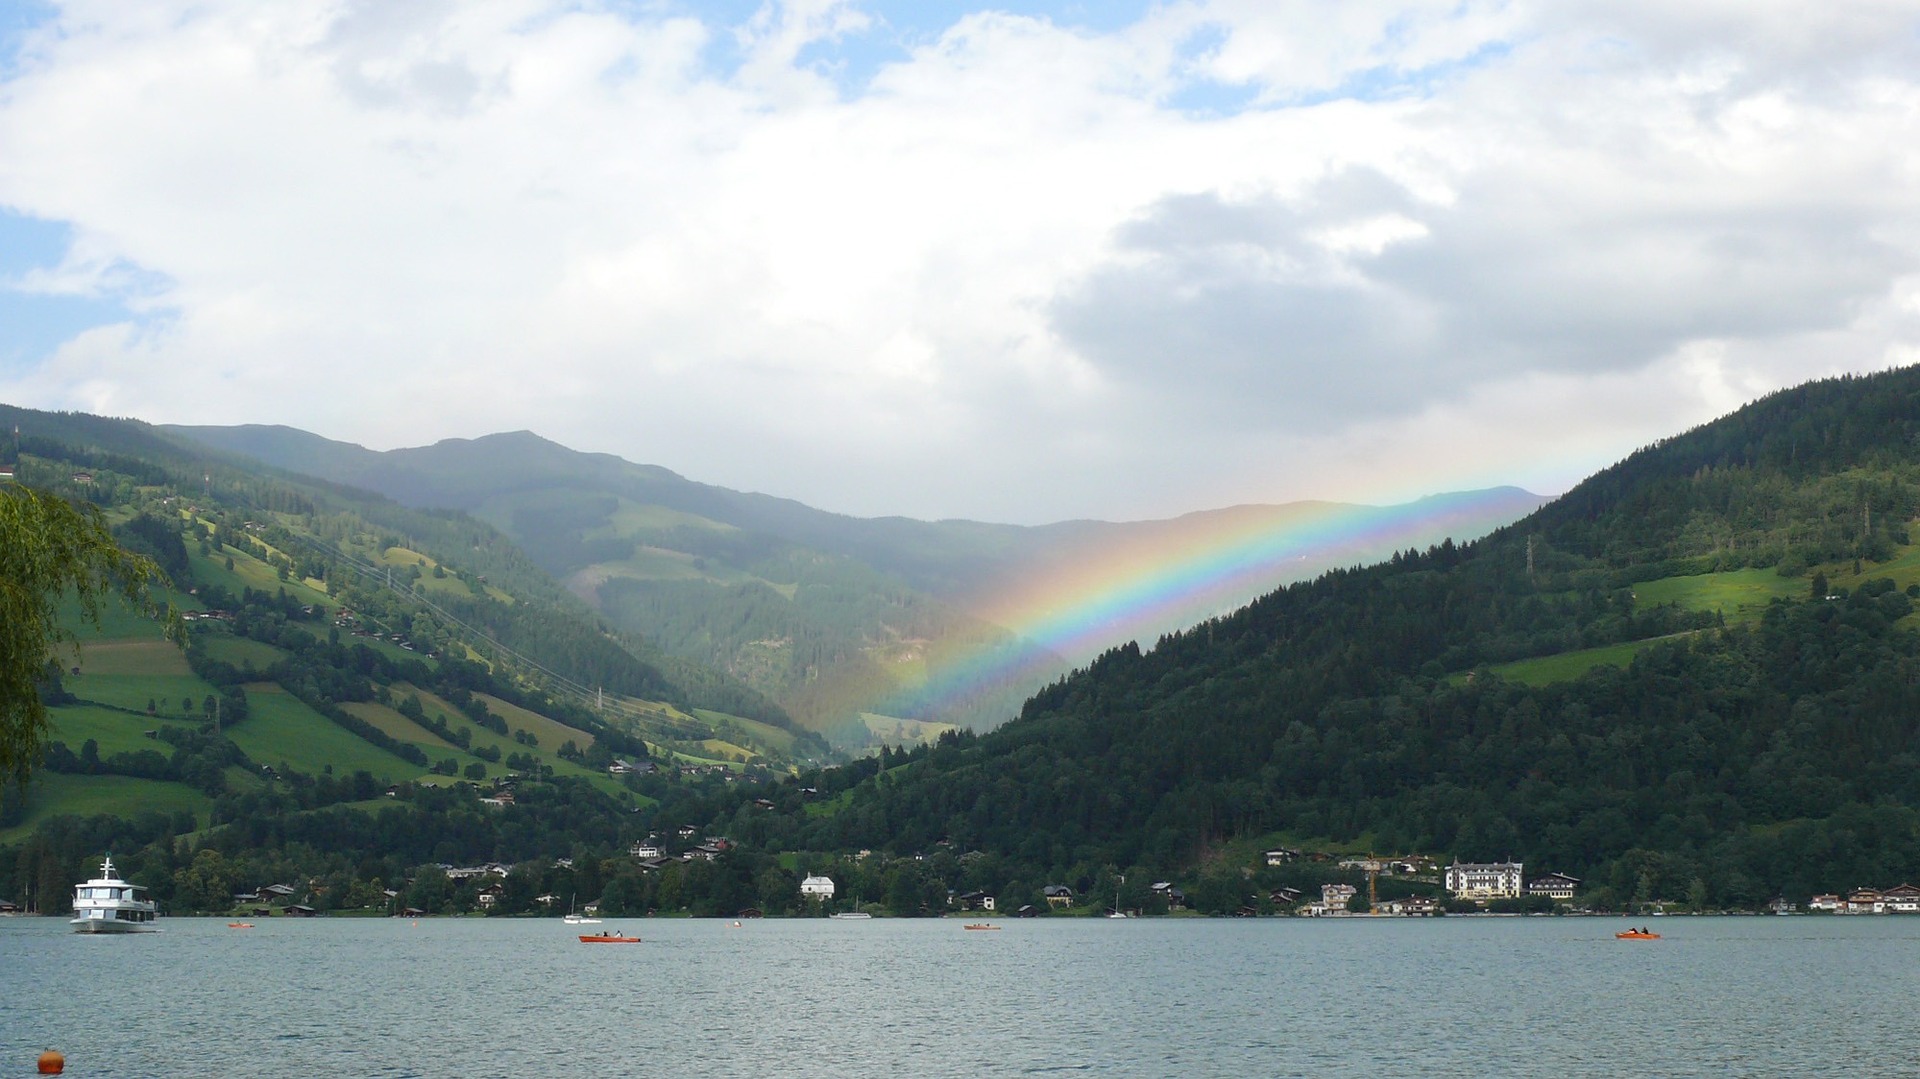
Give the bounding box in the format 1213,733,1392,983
0,1,1917,523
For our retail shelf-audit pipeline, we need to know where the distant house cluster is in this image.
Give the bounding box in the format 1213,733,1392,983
1809,884,1920,914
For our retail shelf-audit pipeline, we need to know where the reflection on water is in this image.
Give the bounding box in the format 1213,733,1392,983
3,915,1917,1077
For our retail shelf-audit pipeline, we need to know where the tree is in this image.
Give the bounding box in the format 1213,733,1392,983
0,485,161,782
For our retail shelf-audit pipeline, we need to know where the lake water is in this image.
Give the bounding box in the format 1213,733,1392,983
3,914,1916,1076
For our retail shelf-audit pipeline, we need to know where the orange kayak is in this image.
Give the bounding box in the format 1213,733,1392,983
1616,930,1661,940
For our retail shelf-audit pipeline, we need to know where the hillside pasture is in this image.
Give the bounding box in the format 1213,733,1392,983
57,591,172,641
1631,568,1801,623
473,692,597,754
48,703,199,758
195,634,288,671
341,701,463,754
855,712,958,747
1472,636,1686,687
0,773,211,846
225,684,425,782
67,669,218,719
75,639,192,677
695,709,802,758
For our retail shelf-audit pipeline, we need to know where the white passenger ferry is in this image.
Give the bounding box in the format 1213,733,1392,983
70,856,158,933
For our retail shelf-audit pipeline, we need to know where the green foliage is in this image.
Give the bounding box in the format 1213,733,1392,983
0,485,162,782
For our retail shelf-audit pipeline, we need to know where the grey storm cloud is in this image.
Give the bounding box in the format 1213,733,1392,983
1050,165,1913,432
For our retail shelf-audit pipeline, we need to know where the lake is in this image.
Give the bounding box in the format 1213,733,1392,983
2,914,1915,1076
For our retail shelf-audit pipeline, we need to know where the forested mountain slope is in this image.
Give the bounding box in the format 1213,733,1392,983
739,368,1920,907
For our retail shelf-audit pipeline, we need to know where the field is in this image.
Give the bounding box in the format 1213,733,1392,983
1464,528,1920,688
855,712,958,746
226,684,426,782
0,773,213,845
1632,567,1802,623
47,704,199,758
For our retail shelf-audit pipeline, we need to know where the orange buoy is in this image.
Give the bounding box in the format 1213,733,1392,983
38,1049,65,1074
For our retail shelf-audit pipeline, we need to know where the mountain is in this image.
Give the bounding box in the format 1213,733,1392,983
0,403,821,765
708,366,1920,911
165,423,1546,745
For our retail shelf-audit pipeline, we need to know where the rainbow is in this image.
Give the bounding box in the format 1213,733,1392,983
875,486,1545,725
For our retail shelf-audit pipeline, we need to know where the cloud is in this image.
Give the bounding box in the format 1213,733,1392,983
0,1,1916,523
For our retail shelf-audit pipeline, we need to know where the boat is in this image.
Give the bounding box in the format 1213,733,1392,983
226,922,255,929
561,894,600,925
69,855,157,933
578,931,641,943
1616,929,1661,940
829,911,872,920
963,923,999,930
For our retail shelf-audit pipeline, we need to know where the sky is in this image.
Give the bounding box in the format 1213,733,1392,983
1,1,1917,525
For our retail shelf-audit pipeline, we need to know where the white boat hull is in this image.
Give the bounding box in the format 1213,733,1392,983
70,911,157,933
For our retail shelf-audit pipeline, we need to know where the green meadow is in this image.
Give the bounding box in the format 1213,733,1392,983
226,684,425,782
1463,523,1920,688
0,773,212,845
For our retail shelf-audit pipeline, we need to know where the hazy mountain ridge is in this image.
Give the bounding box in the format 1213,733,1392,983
166,423,1548,743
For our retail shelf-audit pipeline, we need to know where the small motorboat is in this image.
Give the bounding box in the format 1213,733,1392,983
1616,929,1661,940
579,931,641,943
227,922,255,929
963,923,999,930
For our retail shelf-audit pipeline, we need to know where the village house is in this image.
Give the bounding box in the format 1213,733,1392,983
1264,848,1301,866
1150,881,1187,910
1526,873,1581,902
1445,860,1525,900
952,890,996,912
1374,895,1443,917
630,840,665,860
800,875,836,900
1308,883,1358,916
1883,883,1920,912
1847,888,1886,915
1809,893,1844,913
1043,885,1075,908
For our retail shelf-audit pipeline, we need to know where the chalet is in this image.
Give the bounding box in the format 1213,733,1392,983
0,899,20,913
1264,848,1300,867
1768,897,1797,915
1809,893,1844,913
1445,860,1525,900
800,875,836,900
1270,886,1304,908
1016,905,1040,918
1043,885,1074,908
630,841,666,860
1883,883,1920,912
1526,873,1581,902
684,844,724,863
952,890,996,912
677,825,699,839
476,885,504,908
1848,888,1887,915
1375,895,1442,917
1149,881,1187,910
261,883,297,900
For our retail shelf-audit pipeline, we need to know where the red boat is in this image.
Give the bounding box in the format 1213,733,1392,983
579,932,641,943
